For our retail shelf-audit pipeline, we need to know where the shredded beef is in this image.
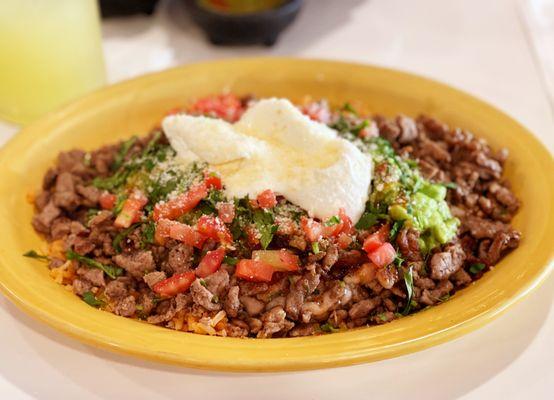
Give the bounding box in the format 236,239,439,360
30,109,521,338
114,251,155,279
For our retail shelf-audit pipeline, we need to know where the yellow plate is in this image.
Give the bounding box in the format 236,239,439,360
0,58,552,371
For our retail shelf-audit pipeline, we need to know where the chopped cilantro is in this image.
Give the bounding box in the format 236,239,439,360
402,266,414,315
23,250,49,262
469,263,486,274
320,323,339,333
82,291,105,308
341,102,357,114
141,221,156,246
223,256,238,266
112,223,141,253
66,250,124,279
390,220,404,241
351,119,369,135
199,279,207,287
355,212,379,230
111,136,137,171
253,209,277,250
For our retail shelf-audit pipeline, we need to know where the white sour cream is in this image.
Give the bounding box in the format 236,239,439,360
162,98,373,223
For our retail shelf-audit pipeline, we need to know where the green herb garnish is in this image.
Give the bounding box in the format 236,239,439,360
469,263,486,274
223,256,238,266
253,209,277,250
141,221,156,246
66,250,124,279
390,220,404,241
112,136,137,171
23,250,49,262
320,323,339,333
82,291,105,308
112,223,141,253
324,215,341,226
355,212,380,230
402,266,414,315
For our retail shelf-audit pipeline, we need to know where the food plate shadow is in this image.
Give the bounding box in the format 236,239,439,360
1,275,551,399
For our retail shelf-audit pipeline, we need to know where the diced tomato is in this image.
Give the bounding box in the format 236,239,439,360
245,225,260,246
153,182,208,221
362,224,390,254
368,242,396,269
196,248,226,278
322,220,343,237
252,249,299,272
154,218,173,244
337,232,353,250
155,219,206,248
301,217,323,242
188,93,244,122
235,259,274,282
169,221,207,249
196,215,233,244
204,172,222,190
217,202,235,223
99,192,116,210
256,189,277,209
338,208,353,234
114,190,148,228
153,271,196,297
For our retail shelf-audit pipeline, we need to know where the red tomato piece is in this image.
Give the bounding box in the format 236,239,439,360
153,182,208,221
169,221,207,249
217,202,235,223
235,259,274,282
337,232,353,250
153,271,196,297
256,189,277,209
99,192,116,210
154,219,173,245
196,215,233,244
301,217,323,242
252,249,299,272
362,224,390,254
338,208,353,234
204,172,222,190
368,242,396,269
195,248,226,278
188,93,244,122
114,190,148,228
245,225,260,246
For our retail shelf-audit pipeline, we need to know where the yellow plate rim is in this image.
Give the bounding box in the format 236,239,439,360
0,57,552,371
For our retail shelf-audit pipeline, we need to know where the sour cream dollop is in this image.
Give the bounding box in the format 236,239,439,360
162,98,373,223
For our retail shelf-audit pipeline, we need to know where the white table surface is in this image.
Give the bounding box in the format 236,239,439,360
1,0,553,399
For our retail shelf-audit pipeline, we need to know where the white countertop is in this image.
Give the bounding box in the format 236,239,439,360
1,0,552,399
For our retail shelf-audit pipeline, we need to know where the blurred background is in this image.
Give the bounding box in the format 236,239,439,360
1,0,553,140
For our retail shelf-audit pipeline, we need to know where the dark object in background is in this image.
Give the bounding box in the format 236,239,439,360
100,0,161,17
183,0,303,46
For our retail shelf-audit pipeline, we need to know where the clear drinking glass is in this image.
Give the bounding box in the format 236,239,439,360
0,0,106,124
